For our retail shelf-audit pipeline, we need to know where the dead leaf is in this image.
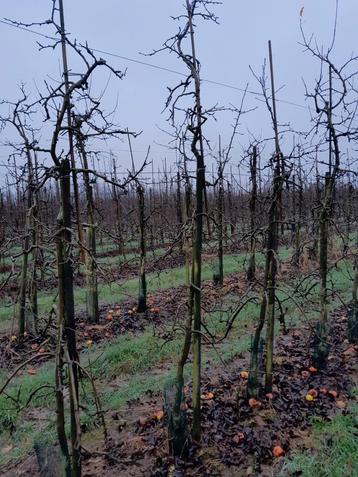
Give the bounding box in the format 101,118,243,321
343,346,356,357
248,398,261,408
232,432,245,444
1,444,13,454
154,410,164,420
201,392,214,401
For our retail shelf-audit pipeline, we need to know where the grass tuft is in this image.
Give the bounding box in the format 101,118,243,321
282,398,358,477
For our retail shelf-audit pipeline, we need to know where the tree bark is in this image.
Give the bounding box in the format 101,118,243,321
137,184,147,313
186,0,205,441
247,146,257,283
56,158,81,476
76,130,99,323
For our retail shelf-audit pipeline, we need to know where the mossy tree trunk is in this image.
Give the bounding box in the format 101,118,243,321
348,232,358,342
75,127,99,323
313,173,334,367
312,63,340,369
58,0,85,265
55,231,72,477
292,155,303,268
187,2,206,440
137,183,147,313
247,293,267,398
162,0,213,445
29,184,39,333
111,155,124,257
248,41,282,396
183,156,193,287
227,181,235,237
18,146,36,339
176,170,184,254
190,150,205,442
18,214,30,340
56,158,81,476
167,299,192,457
213,140,224,286
310,155,321,261
264,41,282,394
247,146,257,283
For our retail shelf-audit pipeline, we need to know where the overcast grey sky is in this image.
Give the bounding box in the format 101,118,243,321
0,0,357,178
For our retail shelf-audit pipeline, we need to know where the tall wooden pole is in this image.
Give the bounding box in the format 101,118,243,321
264,40,282,393
186,0,206,442
58,0,85,262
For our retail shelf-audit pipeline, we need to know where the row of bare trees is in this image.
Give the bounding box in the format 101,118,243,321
0,0,357,474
